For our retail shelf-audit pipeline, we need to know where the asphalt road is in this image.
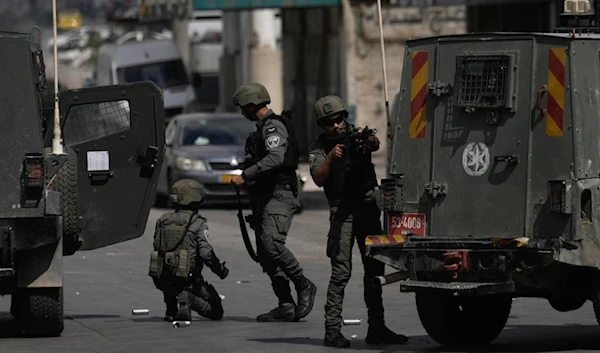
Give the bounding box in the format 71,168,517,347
2,171,600,352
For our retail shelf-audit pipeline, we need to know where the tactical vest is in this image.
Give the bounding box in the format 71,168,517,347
148,211,199,280
246,114,299,186
318,126,378,202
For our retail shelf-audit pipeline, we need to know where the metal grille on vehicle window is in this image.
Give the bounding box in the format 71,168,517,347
454,55,510,109
63,100,131,146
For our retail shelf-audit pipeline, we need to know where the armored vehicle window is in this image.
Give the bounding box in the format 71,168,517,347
63,100,131,146
454,55,511,109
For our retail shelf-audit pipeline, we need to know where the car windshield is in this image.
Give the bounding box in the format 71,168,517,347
179,117,255,146
117,59,189,89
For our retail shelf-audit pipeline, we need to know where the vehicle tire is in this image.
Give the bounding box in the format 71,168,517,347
416,291,512,347
549,295,587,312
19,287,64,337
49,147,81,256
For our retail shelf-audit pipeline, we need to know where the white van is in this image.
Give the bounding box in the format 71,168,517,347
96,39,195,121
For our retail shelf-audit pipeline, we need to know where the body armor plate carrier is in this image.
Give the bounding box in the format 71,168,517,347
149,212,198,280
246,114,299,188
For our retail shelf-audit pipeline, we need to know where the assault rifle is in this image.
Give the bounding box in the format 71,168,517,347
321,126,377,170
320,126,378,197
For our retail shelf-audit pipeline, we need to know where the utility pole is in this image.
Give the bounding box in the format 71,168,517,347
171,19,190,70
248,9,283,113
219,11,241,112
341,0,357,125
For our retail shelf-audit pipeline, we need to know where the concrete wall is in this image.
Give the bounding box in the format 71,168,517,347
352,3,466,157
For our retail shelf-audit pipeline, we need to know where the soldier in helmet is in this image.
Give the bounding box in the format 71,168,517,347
309,95,409,347
149,179,229,322
230,82,317,322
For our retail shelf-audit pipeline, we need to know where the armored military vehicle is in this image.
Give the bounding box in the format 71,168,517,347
366,0,600,347
0,29,164,337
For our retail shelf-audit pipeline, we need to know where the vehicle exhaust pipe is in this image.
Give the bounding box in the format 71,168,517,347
372,271,409,288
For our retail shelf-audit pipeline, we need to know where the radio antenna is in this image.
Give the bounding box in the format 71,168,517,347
51,0,64,155
376,0,391,175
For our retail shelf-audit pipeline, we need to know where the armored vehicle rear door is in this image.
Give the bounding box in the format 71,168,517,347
59,81,165,250
427,38,533,238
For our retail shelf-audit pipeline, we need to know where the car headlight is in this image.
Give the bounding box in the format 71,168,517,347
176,157,207,171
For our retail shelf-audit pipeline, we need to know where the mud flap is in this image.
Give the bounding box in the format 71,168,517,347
17,230,63,288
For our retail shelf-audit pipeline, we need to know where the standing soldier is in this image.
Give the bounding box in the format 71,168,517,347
149,179,229,322
308,95,409,347
230,82,317,322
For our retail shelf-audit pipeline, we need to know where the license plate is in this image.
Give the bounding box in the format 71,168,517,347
220,175,235,184
387,213,426,236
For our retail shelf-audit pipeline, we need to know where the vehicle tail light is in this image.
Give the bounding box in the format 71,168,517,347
21,153,45,208
380,178,404,212
548,180,572,214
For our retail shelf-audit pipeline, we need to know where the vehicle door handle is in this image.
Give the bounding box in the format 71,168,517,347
88,170,114,185
138,146,159,169
137,146,159,178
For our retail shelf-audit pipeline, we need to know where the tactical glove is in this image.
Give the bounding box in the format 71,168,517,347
219,262,229,279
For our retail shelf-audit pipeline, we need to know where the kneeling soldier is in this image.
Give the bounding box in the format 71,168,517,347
149,179,229,322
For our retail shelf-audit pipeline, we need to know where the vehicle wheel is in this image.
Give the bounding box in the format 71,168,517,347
19,287,64,337
49,147,81,256
416,291,512,347
549,295,587,312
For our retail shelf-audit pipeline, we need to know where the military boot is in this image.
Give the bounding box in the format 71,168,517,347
256,303,298,322
189,284,224,321
174,291,192,321
365,325,409,345
295,277,317,319
164,301,178,322
324,330,350,348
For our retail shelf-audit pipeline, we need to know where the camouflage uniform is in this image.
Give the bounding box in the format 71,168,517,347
150,179,229,322
309,95,409,347
232,82,317,322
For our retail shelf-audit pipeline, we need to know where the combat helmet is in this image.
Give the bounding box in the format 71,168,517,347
169,179,204,206
232,82,271,107
313,95,348,123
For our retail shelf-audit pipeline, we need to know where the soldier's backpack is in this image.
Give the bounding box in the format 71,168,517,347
149,212,199,280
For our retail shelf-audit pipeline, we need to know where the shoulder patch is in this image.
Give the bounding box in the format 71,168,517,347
203,229,211,244
267,127,276,133
266,135,281,148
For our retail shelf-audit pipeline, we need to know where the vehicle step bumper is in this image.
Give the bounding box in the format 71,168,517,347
400,280,515,295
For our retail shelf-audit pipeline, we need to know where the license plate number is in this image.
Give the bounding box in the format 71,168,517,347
387,213,426,236
220,175,235,184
